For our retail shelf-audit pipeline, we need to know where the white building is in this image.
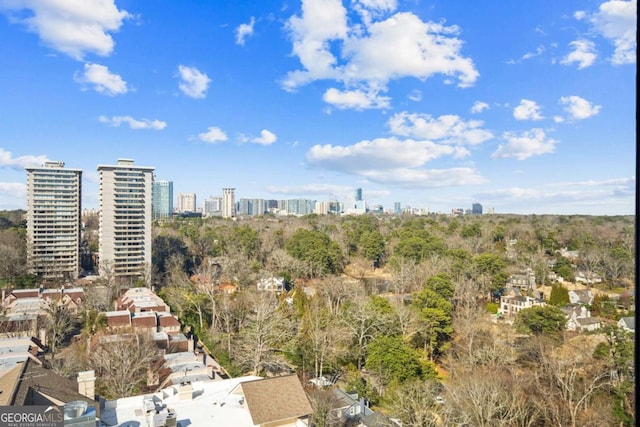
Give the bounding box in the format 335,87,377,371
222,188,235,218
25,161,82,281
203,196,222,217
177,192,196,213
98,159,154,282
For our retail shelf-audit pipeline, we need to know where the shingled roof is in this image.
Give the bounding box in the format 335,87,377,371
238,375,312,426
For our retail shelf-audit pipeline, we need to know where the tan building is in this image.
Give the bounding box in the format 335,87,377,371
98,159,154,282
222,187,235,218
25,161,82,281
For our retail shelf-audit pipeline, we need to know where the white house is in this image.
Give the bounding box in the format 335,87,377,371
617,317,635,333
257,276,285,293
498,288,545,318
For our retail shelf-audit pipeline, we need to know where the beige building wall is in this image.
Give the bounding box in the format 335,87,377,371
98,159,154,282
25,161,82,281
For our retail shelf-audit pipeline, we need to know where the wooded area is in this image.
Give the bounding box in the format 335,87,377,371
0,211,635,426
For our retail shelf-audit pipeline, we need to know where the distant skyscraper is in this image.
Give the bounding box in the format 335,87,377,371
394,202,402,214
472,203,483,215
238,198,265,216
355,188,363,202
203,196,222,217
222,188,235,218
25,161,82,281
98,159,154,281
152,179,173,219
177,192,196,213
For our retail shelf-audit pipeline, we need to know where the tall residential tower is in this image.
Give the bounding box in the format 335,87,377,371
222,188,235,218
25,161,82,281
98,159,154,282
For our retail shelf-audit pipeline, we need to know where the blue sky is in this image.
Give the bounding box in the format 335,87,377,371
0,0,635,215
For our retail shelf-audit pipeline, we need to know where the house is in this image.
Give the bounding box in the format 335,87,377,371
0,338,97,426
562,305,601,332
498,288,545,318
231,375,312,426
506,269,537,292
575,272,602,285
568,289,594,305
100,375,311,427
617,316,635,333
257,276,285,293
115,287,170,313
331,388,392,427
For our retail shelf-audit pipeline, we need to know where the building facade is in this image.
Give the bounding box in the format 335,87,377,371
152,179,173,219
472,203,483,215
98,159,154,282
221,188,235,218
203,196,222,217
25,161,82,281
177,192,196,213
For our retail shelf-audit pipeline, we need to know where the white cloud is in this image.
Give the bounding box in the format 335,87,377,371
559,95,602,120
341,13,478,87
492,128,557,160
388,112,493,145
251,129,277,145
561,40,597,69
0,148,50,169
476,177,635,205
98,115,167,130
470,101,489,114
304,136,487,187
522,45,545,60
178,65,211,99
407,90,422,102
513,99,543,121
574,10,587,20
235,17,255,46
307,137,456,173
197,127,228,143
74,63,127,96
553,116,565,124
0,182,26,202
0,0,130,60
361,167,486,187
283,2,478,106
591,0,636,64
323,87,390,110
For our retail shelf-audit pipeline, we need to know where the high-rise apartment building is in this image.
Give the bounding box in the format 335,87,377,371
394,202,402,214
152,179,173,219
472,203,483,215
98,159,154,282
238,198,265,216
222,188,235,218
25,161,82,281
355,188,363,202
177,192,196,213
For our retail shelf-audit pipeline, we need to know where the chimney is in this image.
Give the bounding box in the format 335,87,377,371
77,370,96,399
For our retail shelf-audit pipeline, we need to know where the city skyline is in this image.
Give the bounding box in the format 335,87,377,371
0,1,635,215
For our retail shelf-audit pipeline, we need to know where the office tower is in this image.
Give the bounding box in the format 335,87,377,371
238,198,265,216
98,159,154,282
203,196,222,217
222,188,235,218
355,188,363,202
177,192,196,213
25,161,82,281
394,202,402,214
152,179,173,219
472,203,483,215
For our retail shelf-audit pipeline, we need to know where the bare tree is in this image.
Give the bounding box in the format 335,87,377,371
233,293,294,375
387,380,444,427
89,334,160,398
41,301,75,361
533,341,611,427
